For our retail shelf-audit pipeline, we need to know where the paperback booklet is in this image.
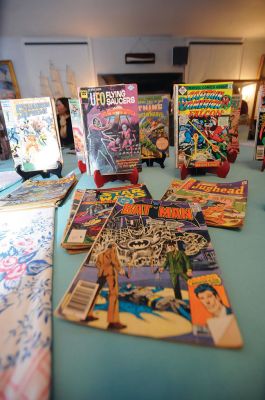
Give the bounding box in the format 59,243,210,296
174,82,233,168
79,84,140,175
56,198,243,349
61,183,153,253
138,94,170,158
161,178,248,228
0,97,62,172
0,172,77,210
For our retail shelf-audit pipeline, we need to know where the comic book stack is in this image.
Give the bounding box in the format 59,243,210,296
56,198,243,349
0,173,77,211
61,184,152,253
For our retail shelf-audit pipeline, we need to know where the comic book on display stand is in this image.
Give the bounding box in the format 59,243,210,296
68,98,88,170
161,178,248,229
79,84,140,176
228,94,241,153
56,198,243,349
138,94,170,158
254,108,265,160
0,173,77,210
174,82,233,169
0,97,62,172
61,183,153,253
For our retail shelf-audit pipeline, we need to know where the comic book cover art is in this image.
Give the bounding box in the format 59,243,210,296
138,94,170,158
254,108,265,160
174,82,233,168
0,173,77,210
161,178,248,228
228,94,241,153
61,184,153,253
79,84,140,175
188,274,243,347
68,99,87,169
0,97,62,172
62,200,114,249
56,199,243,348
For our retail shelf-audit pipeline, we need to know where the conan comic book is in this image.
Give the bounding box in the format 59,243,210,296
138,94,170,158
228,94,241,153
0,97,62,172
0,173,77,210
61,184,153,253
56,198,243,349
161,178,248,228
254,108,265,160
68,99,87,169
174,82,233,168
79,84,140,175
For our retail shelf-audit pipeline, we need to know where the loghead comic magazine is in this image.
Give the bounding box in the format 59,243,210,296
79,84,140,175
0,97,62,172
138,94,170,158
174,82,233,168
56,198,243,349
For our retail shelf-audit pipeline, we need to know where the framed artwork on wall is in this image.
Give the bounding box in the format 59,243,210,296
0,60,21,99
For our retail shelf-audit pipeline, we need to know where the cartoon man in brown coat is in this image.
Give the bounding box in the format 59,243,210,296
94,243,126,330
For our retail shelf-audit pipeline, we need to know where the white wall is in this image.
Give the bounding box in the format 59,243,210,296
1,36,265,97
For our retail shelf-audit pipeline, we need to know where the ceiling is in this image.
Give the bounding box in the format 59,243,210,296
1,0,265,40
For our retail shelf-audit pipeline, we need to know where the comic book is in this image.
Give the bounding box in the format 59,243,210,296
138,94,170,158
61,183,153,253
254,108,265,160
174,82,233,168
0,97,62,172
161,178,248,228
56,198,243,349
68,99,88,170
79,84,140,175
228,94,241,153
0,172,77,210
0,171,22,192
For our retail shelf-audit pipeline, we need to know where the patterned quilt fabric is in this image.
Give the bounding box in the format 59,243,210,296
0,207,55,400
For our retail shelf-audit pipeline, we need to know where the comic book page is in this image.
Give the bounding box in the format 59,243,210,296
56,199,243,349
68,99,87,167
0,97,62,172
79,84,140,175
161,178,248,228
138,94,170,158
174,82,233,168
254,108,265,160
0,173,77,210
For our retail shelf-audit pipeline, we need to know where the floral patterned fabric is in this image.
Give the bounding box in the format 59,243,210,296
0,207,54,400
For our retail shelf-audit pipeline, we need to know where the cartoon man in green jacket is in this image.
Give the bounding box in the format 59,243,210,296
159,240,192,300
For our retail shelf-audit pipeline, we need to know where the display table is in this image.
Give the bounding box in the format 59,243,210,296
2,145,265,399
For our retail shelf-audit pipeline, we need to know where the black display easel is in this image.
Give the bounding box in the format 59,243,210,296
142,153,166,169
16,161,63,181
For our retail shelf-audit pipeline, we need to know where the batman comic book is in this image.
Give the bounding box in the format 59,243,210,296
56,198,243,348
0,97,62,172
138,94,170,159
161,178,248,228
79,84,140,175
174,82,233,168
